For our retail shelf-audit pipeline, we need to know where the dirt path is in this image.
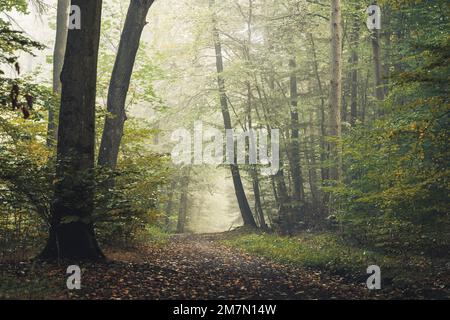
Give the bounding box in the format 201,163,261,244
76,233,374,299
1,233,381,299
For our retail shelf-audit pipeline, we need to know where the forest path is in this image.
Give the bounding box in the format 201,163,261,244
81,232,373,300
0,233,378,299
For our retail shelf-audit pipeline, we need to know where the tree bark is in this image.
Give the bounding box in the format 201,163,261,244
247,84,268,231
306,112,321,217
328,0,343,182
40,0,104,261
251,169,267,230
98,0,154,177
362,70,369,124
288,58,305,221
210,0,257,228
274,166,293,235
371,2,385,103
164,179,177,230
350,20,359,127
372,28,384,102
177,168,190,234
309,34,328,183
48,0,70,147
241,2,267,230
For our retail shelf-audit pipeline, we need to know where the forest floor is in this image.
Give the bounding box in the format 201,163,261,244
0,232,448,299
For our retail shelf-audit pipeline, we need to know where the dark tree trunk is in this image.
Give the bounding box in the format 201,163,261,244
372,28,384,102
48,0,70,147
274,166,293,235
251,171,268,230
382,9,391,98
349,17,360,126
164,179,177,230
177,168,191,234
305,113,321,218
342,55,349,124
288,58,305,221
309,34,328,183
350,30,359,126
98,0,154,179
210,0,257,228
329,0,343,182
370,1,385,105
40,0,104,261
270,176,279,207
246,82,268,231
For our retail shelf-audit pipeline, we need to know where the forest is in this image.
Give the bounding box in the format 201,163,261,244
0,0,448,300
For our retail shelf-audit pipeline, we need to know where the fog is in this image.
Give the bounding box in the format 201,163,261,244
7,0,243,233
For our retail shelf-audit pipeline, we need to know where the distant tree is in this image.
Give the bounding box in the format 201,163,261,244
177,167,191,233
328,0,342,182
370,1,385,103
48,0,70,147
209,0,257,228
349,18,360,126
288,57,305,220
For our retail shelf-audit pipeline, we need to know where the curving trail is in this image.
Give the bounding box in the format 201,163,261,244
74,233,375,300
1,233,386,299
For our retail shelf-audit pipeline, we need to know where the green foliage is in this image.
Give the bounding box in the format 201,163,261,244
223,232,389,275
224,230,448,294
0,0,27,12
334,0,449,255
0,1,44,69
95,119,172,247
0,84,56,259
0,0,46,114
144,225,171,246
0,0,171,257
0,273,60,299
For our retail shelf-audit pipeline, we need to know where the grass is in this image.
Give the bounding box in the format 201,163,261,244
223,232,400,280
144,225,171,246
0,273,62,299
223,231,450,298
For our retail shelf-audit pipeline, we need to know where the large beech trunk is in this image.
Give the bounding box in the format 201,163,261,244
40,0,104,261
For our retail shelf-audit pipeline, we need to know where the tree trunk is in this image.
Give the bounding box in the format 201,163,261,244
210,0,257,228
372,28,384,102
164,179,177,230
306,112,321,217
288,58,305,221
177,168,191,234
371,2,385,103
274,166,292,235
350,20,359,127
382,8,391,98
328,0,342,182
48,0,70,147
341,74,348,123
362,69,369,124
40,0,104,261
309,34,328,183
251,173,267,230
98,0,154,178
246,82,268,231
